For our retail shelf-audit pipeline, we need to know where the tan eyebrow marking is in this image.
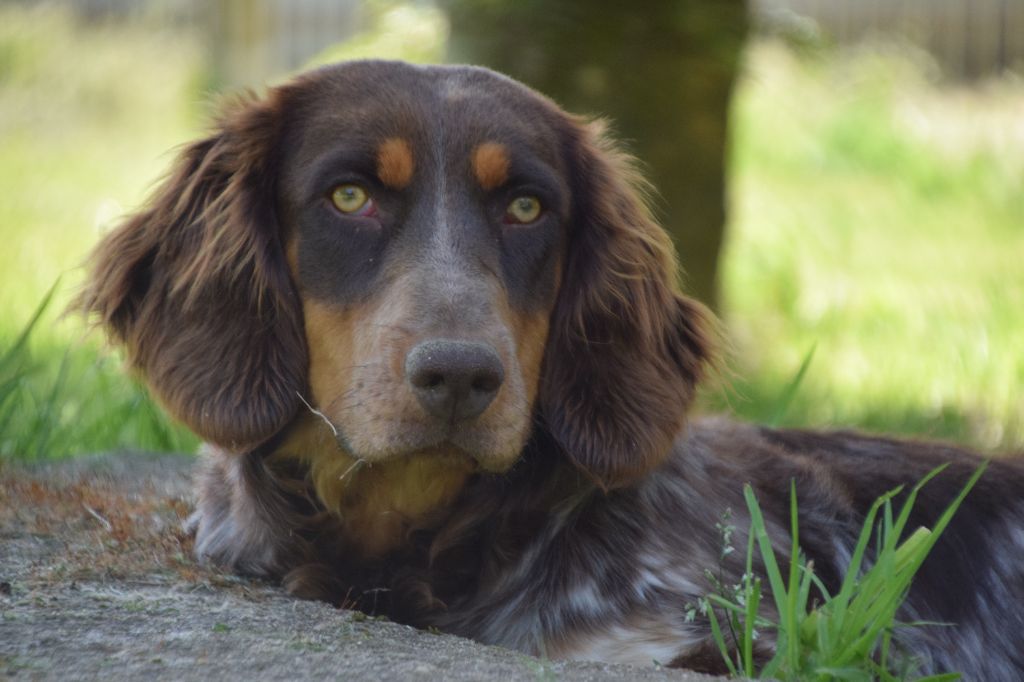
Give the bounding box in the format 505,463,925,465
472,142,509,191
376,137,414,189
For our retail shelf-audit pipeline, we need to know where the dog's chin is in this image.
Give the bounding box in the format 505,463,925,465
333,413,529,474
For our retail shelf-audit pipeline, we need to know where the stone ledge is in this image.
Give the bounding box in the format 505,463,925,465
0,453,725,681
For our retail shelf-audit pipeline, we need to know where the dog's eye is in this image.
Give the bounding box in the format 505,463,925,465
330,184,376,216
504,196,542,225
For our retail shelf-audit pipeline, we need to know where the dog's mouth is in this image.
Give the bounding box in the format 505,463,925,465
333,427,521,474
291,379,533,477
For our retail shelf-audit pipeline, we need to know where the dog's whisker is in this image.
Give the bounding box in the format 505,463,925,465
296,391,340,437
338,458,366,483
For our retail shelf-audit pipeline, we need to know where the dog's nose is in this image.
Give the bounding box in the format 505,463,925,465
405,340,504,422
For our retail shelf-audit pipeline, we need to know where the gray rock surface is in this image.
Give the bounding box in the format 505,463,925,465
0,453,725,681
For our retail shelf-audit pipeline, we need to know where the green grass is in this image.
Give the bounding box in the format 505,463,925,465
0,5,203,458
711,42,1024,452
700,464,985,680
0,7,1021,459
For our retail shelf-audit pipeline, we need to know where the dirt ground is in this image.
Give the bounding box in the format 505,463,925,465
0,453,724,681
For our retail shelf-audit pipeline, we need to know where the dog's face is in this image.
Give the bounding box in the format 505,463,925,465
81,61,712,530
278,64,570,473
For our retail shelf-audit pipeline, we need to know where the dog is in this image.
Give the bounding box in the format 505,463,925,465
78,60,1024,678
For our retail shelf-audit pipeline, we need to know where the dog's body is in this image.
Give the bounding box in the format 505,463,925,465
79,61,1024,678
192,418,1024,677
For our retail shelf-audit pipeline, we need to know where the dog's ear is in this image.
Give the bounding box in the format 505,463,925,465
541,120,715,489
76,91,306,452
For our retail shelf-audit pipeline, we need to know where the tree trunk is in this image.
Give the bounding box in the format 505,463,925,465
442,0,748,308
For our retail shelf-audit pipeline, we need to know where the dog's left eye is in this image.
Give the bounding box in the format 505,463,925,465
504,196,542,225
330,184,377,217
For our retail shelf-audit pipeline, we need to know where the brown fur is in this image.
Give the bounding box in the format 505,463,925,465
75,91,307,452
541,121,714,488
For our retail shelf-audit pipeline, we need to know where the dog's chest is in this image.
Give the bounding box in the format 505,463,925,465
272,417,474,558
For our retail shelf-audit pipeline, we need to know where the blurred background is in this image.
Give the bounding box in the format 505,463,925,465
0,0,1021,460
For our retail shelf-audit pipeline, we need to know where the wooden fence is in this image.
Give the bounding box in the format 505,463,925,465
751,0,1024,78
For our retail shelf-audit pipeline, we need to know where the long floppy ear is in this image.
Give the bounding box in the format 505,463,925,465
541,120,715,489
76,91,306,452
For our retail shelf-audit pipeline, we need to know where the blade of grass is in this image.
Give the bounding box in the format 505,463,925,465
785,480,802,669
769,343,816,427
743,577,761,678
743,522,760,678
745,484,789,618
892,464,949,536
0,283,60,454
706,603,739,677
745,483,793,679
826,486,902,639
895,463,987,580
0,280,58,370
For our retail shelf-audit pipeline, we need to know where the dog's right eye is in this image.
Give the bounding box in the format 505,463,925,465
330,184,377,217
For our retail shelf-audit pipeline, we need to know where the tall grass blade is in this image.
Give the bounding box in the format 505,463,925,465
896,463,987,580
828,487,901,637
785,480,801,670
743,525,759,678
0,282,59,452
0,279,58,370
706,603,738,677
744,483,791,679
769,343,816,427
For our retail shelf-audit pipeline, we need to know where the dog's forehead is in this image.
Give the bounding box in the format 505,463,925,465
285,61,567,172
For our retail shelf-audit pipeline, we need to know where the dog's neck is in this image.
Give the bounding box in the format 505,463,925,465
268,413,476,558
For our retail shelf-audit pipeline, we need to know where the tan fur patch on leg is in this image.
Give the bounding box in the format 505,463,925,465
472,142,509,191
376,137,414,189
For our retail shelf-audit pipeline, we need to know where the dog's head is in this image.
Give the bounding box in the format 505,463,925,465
81,61,712,491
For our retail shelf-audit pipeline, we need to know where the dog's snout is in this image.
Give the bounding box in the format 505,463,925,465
405,340,504,422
